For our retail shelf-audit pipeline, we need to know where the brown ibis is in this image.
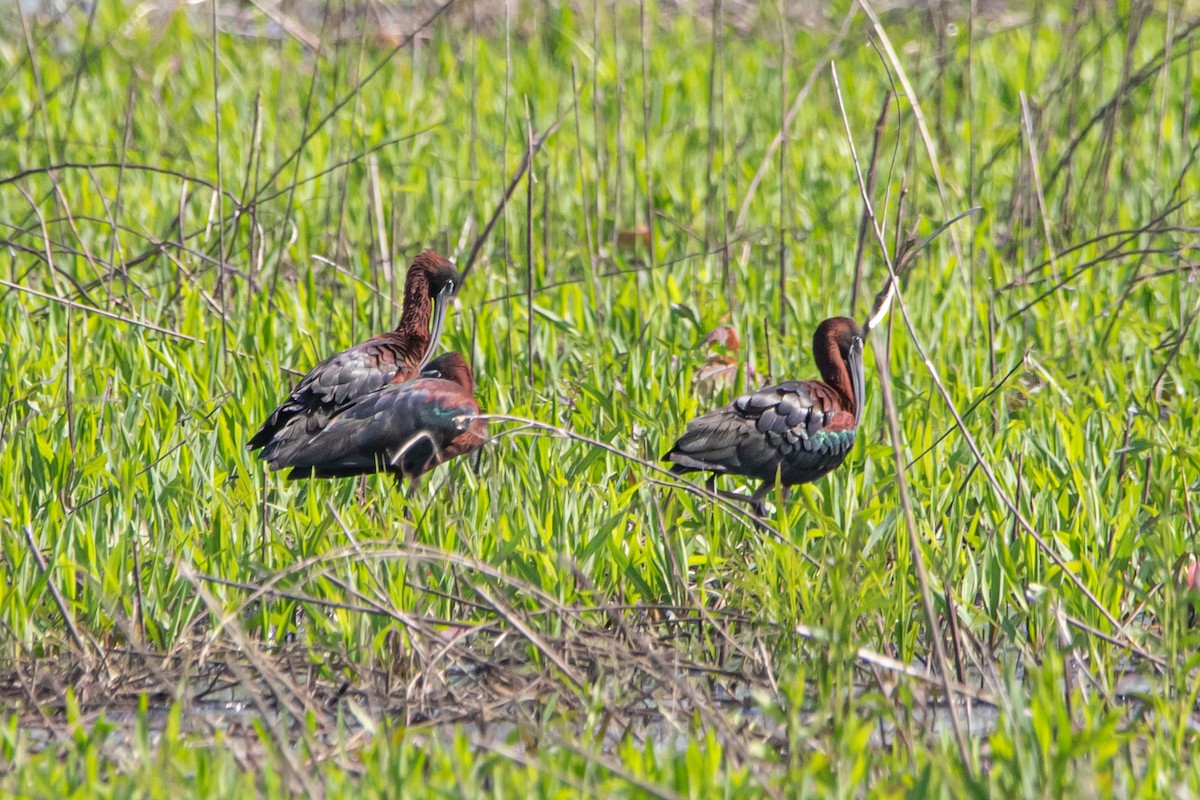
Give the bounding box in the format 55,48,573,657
260,352,486,484
249,250,460,461
664,316,865,516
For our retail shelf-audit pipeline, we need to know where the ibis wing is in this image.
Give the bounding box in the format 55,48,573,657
268,378,478,477
666,380,856,483
249,336,410,451
666,408,767,476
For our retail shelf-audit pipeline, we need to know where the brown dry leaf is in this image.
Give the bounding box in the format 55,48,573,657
692,354,739,399
433,625,475,645
616,224,651,248
701,324,740,352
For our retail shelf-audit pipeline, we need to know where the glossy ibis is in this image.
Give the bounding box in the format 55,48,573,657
261,352,486,484
249,250,459,461
664,316,865,516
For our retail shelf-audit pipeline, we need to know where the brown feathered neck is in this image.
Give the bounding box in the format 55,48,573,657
812,317,861,416
394,250,449,343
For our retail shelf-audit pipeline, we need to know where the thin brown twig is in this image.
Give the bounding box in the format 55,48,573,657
858,166,1163,667
460,118,563,282
524,97,536,388
857,0,965,272
639,0,656,275
0,278,204,343
833,60,975,774
471,584,586,690
475,413,806,557
792,624,995,705
851,93,891,315
21,525,90,657
733,4,857,238
177,563,324,798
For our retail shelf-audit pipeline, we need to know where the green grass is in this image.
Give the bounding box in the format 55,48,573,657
1,0,1199,796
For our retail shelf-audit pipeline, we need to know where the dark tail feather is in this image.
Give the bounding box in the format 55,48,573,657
247,424,274,450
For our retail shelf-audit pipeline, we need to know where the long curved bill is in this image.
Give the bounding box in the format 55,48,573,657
417,282,455,372
848,336,865,422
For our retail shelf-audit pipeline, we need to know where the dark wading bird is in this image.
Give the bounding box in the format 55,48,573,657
259,352,486,484
664,316,865,517
248,250,460,462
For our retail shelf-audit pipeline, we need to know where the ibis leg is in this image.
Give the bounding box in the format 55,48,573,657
749,484,773,519
712,488,771,522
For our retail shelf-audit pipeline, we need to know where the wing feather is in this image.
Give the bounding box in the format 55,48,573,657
249,334,416,450
666,380,858,485
263,378,480,479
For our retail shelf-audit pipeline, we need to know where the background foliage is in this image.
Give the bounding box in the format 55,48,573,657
0,0,1198,795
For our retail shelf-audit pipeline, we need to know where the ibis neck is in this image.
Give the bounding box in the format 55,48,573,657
815,345,857,417
395,267,432,350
